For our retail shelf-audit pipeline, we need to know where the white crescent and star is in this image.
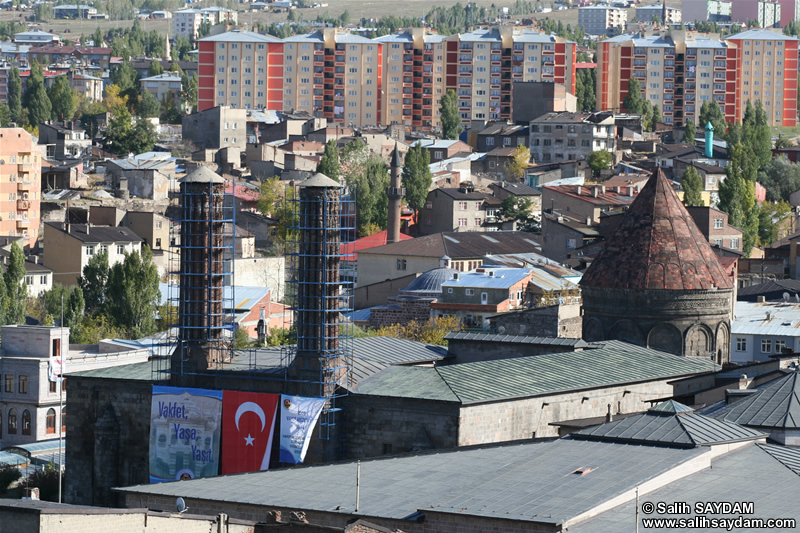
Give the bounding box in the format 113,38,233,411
235,402,267,447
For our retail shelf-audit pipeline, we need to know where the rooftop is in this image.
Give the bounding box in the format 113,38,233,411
440,267,532,290
731,301,800,336
45,223,142,244
713,371,800,430
357,231,542,259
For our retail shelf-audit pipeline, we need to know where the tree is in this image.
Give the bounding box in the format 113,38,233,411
181,72,198,113
105,246,161,338
0,102,10,128
681,166,704,206
401,141,433,230
197,21,212,40
22,60,52,127
374,315,464,346
587,150,612,177
698,100,726,137
440,89,463,140
757,155,800,202
7,66,21,124
316,140,341,182
48,75,78,121
775,136,794,149
504,144,531,182
111,60,139,105
649,102,662,129
622,77,645,114
137,90,160,118
499,196,539,232
350,156,390,236
148,60,164,77
287,8,297,22
4,242,26,325
43,284,85,330
93,26,103,46
128,117,157,154
78,250,109,314
683,119,696,145
759,200,792,246
719,143,759,256
742,100,772,169
576,68,596,111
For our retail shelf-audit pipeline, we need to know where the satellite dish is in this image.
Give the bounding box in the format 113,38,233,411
497,326,506,334
795,294,800,303
176,497,188,514
784,292,791,302
481,319,491,329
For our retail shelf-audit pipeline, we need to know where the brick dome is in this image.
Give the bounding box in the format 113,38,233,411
580,169,733,291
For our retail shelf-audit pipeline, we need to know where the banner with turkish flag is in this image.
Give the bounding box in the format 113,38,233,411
221,391,279,475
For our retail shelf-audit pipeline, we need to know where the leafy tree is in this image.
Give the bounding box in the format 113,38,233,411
7,67,21,124
128,118,157,154
504,144,531,182
576,68,596,111
339,9,350,24
681,166,704,206
181,72,198,113
742,100,772,169
757,155,800,202
137,90,160,118
23,60,52,127
719,144,759,256
373,316,464,346
350,156,390,236
197,21,212,40
587,150,612,177
683,119,696,145
4,243,26,325
71,314,125,344
759,201,792,246
499,196,539,232
103,84,128,116
316,140,341,182
48,75,78,121
622,77,645,114
287,8,297,22
775,136,794,149
43,284,85,330
93,27,104,46
148,60,164,77
111,60,139,105
698,100,726,137
257,177,298,254
649,102,662,129
78,250,109,314
0,103,10,128
440,89,463,140
401,141,433,230
105,246,161,338
159,91,182,124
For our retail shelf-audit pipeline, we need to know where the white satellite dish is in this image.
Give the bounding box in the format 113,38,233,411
176,497,189,514
784,292,791,302
497,326,506,334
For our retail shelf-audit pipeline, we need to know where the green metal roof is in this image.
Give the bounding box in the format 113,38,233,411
355,341,717,404
68,361,162,382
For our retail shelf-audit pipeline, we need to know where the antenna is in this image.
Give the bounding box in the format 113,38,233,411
176,497,189,514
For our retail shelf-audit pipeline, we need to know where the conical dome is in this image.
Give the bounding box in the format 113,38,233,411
580,169,732,291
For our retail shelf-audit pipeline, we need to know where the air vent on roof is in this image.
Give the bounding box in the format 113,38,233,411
570,467,596,476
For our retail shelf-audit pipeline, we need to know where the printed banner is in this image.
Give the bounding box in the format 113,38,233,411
221,391,279,475
149,385,223,483
47,356,64,382
278,394,326,464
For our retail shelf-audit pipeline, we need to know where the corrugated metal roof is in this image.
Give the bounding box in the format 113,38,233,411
445,332,588,347
758,442,800,475
199,30,282,43
714,371,800,429
731,301,800,336
69,361,160,381
115,438,705,525
355,341,716,403
727,28,798,41
441,267,531,289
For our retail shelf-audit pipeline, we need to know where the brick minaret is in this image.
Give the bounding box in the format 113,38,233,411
386,143,404,244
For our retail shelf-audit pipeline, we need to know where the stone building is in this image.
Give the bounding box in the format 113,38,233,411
580,169,734,362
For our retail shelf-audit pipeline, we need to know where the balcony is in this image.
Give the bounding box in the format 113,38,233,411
15,219,29,229
17,200,29,210
17,181,31,192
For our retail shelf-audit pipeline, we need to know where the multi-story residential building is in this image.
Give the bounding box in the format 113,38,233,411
376,28,446,131
53,4,97,19
28,46,112,71
37,122,92,161
682,0,732,22
0,128,41,250
636,4,683,23
69,72,103,101
734,0,782,26
198,26,576,130
419,184,498,235
444,27,576,124
686,206,743,252
597,29,797,127
13,29,58,46
183,105,248,150
578,6,628,36
139,72,182,103
529,111,615,163
173,7,238,40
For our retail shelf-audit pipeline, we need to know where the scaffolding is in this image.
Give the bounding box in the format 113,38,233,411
281,177,355,463
153,168,236,383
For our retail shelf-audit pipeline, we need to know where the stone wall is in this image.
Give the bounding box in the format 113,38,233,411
446,338,578,364
490,303,582,338
368,297,434,328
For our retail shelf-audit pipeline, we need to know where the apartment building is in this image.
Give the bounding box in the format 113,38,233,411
139,72,182,103
0,128,41,250
199,26,575,130
682,0,732,22
28,45,112,70
174,7,238,40
529,111,615,163
636,5,683,23
444,27,576,124
597,29,797,127
578,6,628,36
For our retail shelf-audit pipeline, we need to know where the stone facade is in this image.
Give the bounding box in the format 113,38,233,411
368,296,435,328
490,303,582,338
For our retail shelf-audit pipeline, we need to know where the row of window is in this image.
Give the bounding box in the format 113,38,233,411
735,338,788,352
86,244,128,256
0,407,65,437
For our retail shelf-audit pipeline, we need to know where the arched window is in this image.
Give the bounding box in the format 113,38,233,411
8,409,17,434
46,409,56,435
61,407,66,434
22,410,31,436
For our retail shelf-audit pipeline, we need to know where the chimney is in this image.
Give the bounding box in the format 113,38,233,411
489,270,495,277
592,186,600,198
606,404,613,423
575,185,582,195
585,216,592,226
757,295,766,303
66,223,71,234
453,272,460,280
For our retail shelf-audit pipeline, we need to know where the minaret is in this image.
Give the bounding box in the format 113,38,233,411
386,143,405,244
164,26,171,62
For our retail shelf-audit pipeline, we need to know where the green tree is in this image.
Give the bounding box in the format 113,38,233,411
759,200,792,246
111,60,139,105
649,102,662,129
440,89,463,140
197,21,212,40
576,68,596,111
7,66,21,124
48,75,78,121
148,60,164,77
504,144,531,182
622,77,645,114
93,26,103,46
78,250,109,314
137,90,160,118
742,100,772,169
719,144,759,256
316,140,341,182
287,8,297,22
499,196,539,232
0,102,10,128
339,9,350,24
43,284,85,330
401,141,432,230
105,246,161,338
757,155,800,202
587,150,612,177
181,72,198,113
22,60,52,127
681,166,704,206
775,136,793,149
128,118,157,154
4,242,26,325
698,100,726,137
683,119,696,145
350,156,390,236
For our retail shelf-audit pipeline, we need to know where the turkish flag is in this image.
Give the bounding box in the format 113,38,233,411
221,391,279,475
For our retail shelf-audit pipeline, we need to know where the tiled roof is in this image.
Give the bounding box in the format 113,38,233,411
714,371,800,429
580,169,733,291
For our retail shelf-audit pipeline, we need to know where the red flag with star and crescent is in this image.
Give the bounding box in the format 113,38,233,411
221,391,279,475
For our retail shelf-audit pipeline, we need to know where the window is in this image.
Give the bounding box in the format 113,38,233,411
22,410,30,435
731,237,740,249
713,218,723,229
50,380,57,394
8,409,16,434
762,339,772,353
85,245,95,256
46,408,56,435
736,338,747,351
396,259,407,271
458,218,468,227
465,288,474,296
117,245,125,255
4,375,11,393
458,202,468,210
776,340,787,353
19,375,27,394
474,218,482,226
